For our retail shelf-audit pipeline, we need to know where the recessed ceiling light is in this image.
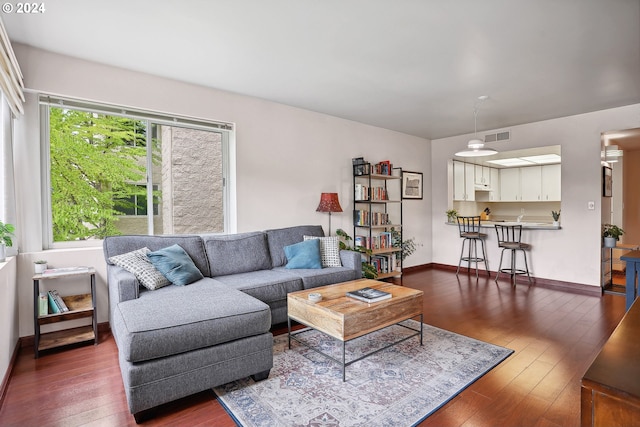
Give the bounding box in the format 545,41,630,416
519,154,562,164
486,158,534,167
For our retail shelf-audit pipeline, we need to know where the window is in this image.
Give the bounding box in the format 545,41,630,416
40,96,232,247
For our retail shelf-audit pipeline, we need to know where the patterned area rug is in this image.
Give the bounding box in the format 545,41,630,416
214,321,513,427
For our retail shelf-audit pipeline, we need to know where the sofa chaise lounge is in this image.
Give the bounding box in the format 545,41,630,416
103,225,361,420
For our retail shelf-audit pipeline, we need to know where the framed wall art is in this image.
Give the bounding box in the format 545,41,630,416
402,171,423,200
602,166,612,197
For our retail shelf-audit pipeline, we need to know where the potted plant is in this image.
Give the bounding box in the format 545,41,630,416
551,210,560,226
34,260,48,274
602,224,624,248
336,228,378,278
446,209,458,223
0,220,15,262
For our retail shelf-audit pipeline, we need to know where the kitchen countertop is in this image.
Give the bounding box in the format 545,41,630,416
447,220,561,230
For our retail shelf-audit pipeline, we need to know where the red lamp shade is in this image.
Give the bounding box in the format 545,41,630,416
316,193,343,213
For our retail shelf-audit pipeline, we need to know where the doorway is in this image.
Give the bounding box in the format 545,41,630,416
601,128,640,290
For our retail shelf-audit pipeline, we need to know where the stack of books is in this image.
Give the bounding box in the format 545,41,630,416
47,290,69,313
346,287,392,303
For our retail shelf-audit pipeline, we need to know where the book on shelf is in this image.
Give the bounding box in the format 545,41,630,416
346,287,392,303
47,291,60,314
48,290,69,312
42,266,90,277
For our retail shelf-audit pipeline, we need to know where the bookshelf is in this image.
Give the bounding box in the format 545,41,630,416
352,158,403,280
32,267,98,358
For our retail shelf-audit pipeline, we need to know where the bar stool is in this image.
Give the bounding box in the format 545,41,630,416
494,224,532,286
456,216,490,278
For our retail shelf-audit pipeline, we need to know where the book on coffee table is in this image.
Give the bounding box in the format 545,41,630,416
346,287,392,303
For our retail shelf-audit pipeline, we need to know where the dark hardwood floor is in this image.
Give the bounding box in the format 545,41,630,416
0,268,626,426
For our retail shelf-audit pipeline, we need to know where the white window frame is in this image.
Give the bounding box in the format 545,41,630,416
39,95,234,249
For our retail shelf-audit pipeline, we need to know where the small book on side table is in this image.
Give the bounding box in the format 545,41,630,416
346,287,392,303
42,266,90,277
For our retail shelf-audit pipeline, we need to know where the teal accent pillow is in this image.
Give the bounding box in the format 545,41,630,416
284,239,322,269
147,244,204,286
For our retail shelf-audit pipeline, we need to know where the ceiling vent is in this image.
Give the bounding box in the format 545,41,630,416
484,130,511,143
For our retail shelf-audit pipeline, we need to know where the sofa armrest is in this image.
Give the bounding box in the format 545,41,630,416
108,265,140,303
340,250,362,278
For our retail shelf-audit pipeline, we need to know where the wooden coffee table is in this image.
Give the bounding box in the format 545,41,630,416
287,279,424,381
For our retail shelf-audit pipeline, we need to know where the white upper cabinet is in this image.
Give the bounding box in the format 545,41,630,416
499,168,521,201
541,164,561,201
453,161,475,201
521,166,542,201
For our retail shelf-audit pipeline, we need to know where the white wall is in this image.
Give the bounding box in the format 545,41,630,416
431,104,640,286
11,44,432,338
0,257,18,387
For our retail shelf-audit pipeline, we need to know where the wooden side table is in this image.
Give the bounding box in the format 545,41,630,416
33,267,98,358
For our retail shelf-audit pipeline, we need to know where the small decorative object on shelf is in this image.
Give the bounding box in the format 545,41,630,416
446,209,458,223
551,210,560,226
602,224,624,248
34,260,47,274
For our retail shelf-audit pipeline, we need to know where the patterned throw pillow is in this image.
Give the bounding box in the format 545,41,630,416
109,247,171,291
303,235,342,268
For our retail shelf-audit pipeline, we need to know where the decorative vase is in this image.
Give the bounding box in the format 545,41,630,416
0,244,5,262
604,237,617,248
553,221,559,227
35,263,47,274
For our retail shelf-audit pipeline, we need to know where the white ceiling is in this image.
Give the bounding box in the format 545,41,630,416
4,0,640,140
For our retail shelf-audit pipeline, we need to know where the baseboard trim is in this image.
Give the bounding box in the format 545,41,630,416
422,263,603,297
0,338,20,411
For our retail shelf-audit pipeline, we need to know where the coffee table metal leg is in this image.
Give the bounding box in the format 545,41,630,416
288,317,291,349
342,341,346,382
420,314,423,345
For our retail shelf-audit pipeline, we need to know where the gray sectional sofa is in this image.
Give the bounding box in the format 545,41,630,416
103,225,361,420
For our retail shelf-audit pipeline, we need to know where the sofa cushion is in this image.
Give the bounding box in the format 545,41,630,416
147,244,204,286
284,239,322,269
266,225,324,267
213,269,303,304
202,232,272,276
109,248,171,291
104,235,210,277
303,235,342,267
273,266,359,289
113,279,271,363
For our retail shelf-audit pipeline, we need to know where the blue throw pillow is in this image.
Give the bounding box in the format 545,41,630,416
284,239,322,269
147,244,204,286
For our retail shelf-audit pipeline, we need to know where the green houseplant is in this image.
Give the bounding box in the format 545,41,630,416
551,210,560,225
446,209,458,223
602,224,624,248
0,221,15,262
336,228,377,278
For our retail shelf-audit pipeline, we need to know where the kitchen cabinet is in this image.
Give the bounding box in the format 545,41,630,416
542,164,561,201
499,165,560,202
489,168,500,201
521,166,542,201
453,161,475,201
499,168,521,201
474,165,491,187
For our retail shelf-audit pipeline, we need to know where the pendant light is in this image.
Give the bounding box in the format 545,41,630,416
455,96,498,157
